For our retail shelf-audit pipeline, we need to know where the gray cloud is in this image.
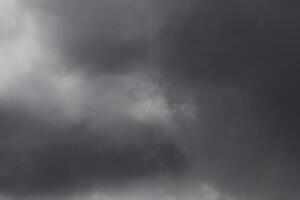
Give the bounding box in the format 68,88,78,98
0,0,299,200
0,104,186,197
156,1,300,199
22,0,163,74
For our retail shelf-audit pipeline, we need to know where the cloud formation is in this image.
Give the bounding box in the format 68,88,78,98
0,0,299,200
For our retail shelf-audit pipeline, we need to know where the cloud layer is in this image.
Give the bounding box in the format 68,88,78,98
0,0,299,199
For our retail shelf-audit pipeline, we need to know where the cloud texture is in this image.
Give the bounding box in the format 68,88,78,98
0,0,299,199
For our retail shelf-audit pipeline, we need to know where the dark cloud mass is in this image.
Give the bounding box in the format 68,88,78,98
157,1,300,199
157,0,300,198
0,105,185,197
0,0,299,199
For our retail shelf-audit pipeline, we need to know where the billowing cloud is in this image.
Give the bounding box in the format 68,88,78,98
0,1,186,197
0,0,299,200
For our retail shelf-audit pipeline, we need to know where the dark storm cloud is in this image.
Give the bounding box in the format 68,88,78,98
1,0,300,199
157,0,300,199
0,105,186,197
159,0,300,124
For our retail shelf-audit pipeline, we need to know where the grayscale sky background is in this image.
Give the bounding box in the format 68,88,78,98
0,0,299,199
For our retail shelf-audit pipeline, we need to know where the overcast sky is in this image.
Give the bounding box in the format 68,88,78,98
0,0,299,199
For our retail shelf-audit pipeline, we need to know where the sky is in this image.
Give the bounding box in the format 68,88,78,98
0,0,299,199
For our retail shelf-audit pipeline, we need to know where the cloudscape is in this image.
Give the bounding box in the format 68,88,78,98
0,0,299,199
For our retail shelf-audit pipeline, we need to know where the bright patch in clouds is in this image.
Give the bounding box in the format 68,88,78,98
0,0,44,93
0,0,175,129
0,0,177,131
65,183,234,200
